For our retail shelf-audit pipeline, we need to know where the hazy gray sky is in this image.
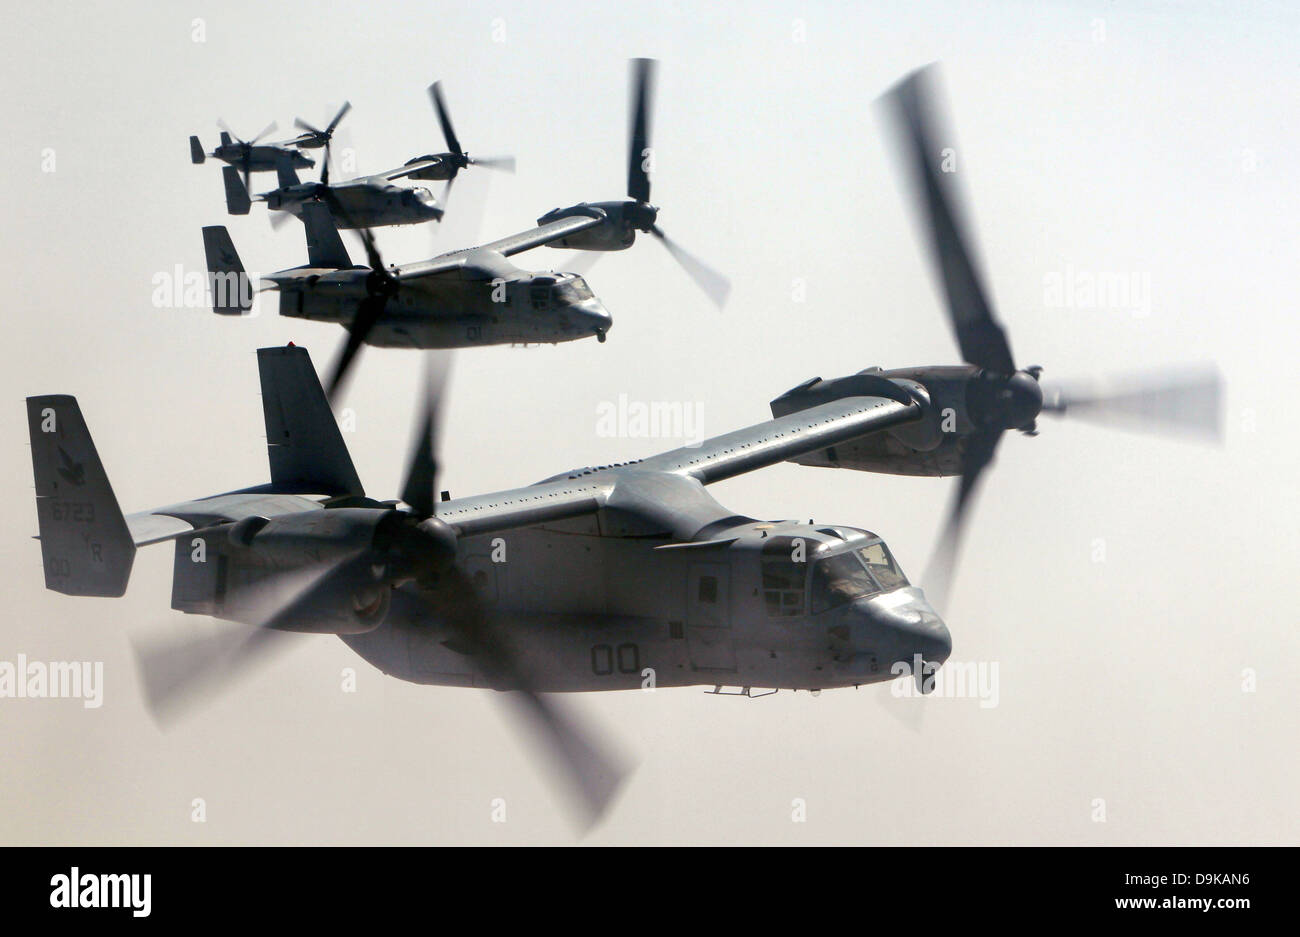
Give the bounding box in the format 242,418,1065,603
1,0,1296,844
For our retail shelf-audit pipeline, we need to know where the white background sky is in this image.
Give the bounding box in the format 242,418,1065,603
1,0,1296,844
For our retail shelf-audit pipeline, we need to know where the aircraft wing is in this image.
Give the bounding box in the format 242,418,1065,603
475,214,605,257
440,393,922,539
362,159,442,183
633,395,919,485
395,214,608,282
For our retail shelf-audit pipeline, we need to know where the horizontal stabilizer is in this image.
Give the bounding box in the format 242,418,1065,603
190,135,205,164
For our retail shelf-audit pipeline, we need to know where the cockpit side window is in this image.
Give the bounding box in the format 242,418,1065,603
810,553,881,614
761,536,807,618
857,542,908,591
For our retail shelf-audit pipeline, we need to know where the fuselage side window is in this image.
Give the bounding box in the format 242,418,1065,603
761,537,807,618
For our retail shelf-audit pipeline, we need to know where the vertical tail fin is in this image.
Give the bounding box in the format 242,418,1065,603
26,396,136,597
301,200,352,269
274,154,301,189
190,135,206,164
222,167,251,215
219,131,233,147
201,225,253,315
258,346,364,496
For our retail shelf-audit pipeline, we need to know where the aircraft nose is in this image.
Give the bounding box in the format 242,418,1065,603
891,605,952,666
864,587,952,667
571,299,613,338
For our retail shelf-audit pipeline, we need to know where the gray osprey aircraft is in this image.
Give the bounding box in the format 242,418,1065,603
190,120,313,192
26,344,952,824
225,89,512,230
202,202,616,399
223,150,446,229
24,328,1217,826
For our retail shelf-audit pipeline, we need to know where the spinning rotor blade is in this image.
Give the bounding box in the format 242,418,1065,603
133,626,294,723
923,428,1001,613
1041,366,1223,442
353,224,388,279
627,57,656,204
884,66,1015,375
619,59,729,308
295,101,351,145
426,82,514,175
883,65,1226,613
649,225,731,308
430,543,628,829
325,100,352,135
248,120,278,145
469,155,516,172
216,118,241,142
429,81,463,157
131,556,358,721
394,352,627,828
399,355,450,519
564,250,605,277
321,211,399,402
325,292,389,403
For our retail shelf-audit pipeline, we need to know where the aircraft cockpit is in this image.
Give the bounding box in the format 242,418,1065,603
760,532,910,619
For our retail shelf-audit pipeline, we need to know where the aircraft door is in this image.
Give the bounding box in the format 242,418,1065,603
686,562,736,672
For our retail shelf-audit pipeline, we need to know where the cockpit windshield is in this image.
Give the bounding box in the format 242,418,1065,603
554,278,594,304
857,542,907,591
811,553,879,613
809,541,909,614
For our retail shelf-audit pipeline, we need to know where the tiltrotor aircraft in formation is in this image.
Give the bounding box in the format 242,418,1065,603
30,65,1220,825
217,85,516,230
202,59,730,398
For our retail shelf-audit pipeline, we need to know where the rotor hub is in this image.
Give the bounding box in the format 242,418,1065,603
967,369,1044,432
365,269,399,299
626,200,659,231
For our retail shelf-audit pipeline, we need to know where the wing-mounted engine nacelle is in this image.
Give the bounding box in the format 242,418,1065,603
770,365,1042,477
402,154,459,181
171,508,403,634
536,201,657,251
881,365,1043,437
272,270,369,324
770,367,973,477
265,182,319,209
